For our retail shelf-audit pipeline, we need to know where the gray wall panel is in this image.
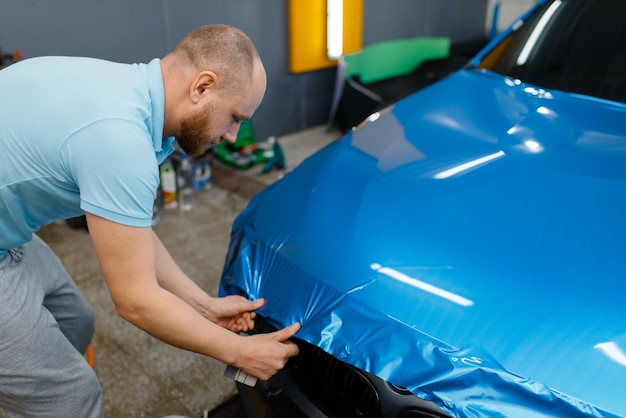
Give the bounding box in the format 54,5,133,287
0,0,487,139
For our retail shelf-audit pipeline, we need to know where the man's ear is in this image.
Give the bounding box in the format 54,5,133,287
190,71,218,103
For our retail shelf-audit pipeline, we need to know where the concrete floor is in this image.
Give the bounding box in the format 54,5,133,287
1,125,340,418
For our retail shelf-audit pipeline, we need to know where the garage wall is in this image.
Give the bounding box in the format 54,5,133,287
0,0,487,139
486,0,539,34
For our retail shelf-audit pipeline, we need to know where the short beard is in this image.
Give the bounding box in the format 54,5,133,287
176,104,213,157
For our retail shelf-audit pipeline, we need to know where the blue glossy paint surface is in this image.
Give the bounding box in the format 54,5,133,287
220,68,626,416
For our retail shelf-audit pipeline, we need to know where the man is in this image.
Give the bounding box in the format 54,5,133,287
0,25,300,417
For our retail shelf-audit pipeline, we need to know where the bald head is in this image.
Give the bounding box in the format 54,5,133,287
168,24,261,92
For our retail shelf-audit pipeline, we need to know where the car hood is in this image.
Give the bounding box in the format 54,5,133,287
220,69,626,417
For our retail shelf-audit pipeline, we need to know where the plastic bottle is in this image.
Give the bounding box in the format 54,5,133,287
160,159,177,209
177,153,194,211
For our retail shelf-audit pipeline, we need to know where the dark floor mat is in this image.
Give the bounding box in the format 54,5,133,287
206,395,246,418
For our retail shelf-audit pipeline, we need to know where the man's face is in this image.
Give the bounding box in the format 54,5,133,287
176,63,266,157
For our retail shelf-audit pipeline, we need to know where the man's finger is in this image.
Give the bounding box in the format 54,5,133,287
247,298,265,310
271,322,301,342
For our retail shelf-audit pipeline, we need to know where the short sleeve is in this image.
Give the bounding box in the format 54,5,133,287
62,119,160,227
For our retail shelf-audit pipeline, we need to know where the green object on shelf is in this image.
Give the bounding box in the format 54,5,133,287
343,37,451,84
214,120,274,169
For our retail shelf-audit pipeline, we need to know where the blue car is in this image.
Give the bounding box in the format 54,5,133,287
219,0,626,416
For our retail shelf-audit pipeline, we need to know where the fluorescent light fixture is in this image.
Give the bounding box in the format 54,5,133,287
371,263,474,307
327,0,343,59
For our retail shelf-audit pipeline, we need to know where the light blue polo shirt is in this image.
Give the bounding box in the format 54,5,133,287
0,56,175,259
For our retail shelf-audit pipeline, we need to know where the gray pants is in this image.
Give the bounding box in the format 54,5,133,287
0,235,102,417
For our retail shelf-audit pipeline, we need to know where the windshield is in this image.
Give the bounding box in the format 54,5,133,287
477,0,626,104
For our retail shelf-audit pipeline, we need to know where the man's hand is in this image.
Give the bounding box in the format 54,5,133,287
235,322,301,381
205,295,265,333
207,297,301,379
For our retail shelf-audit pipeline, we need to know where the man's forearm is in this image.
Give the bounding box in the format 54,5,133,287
151,231,213,317
115,282,240,364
